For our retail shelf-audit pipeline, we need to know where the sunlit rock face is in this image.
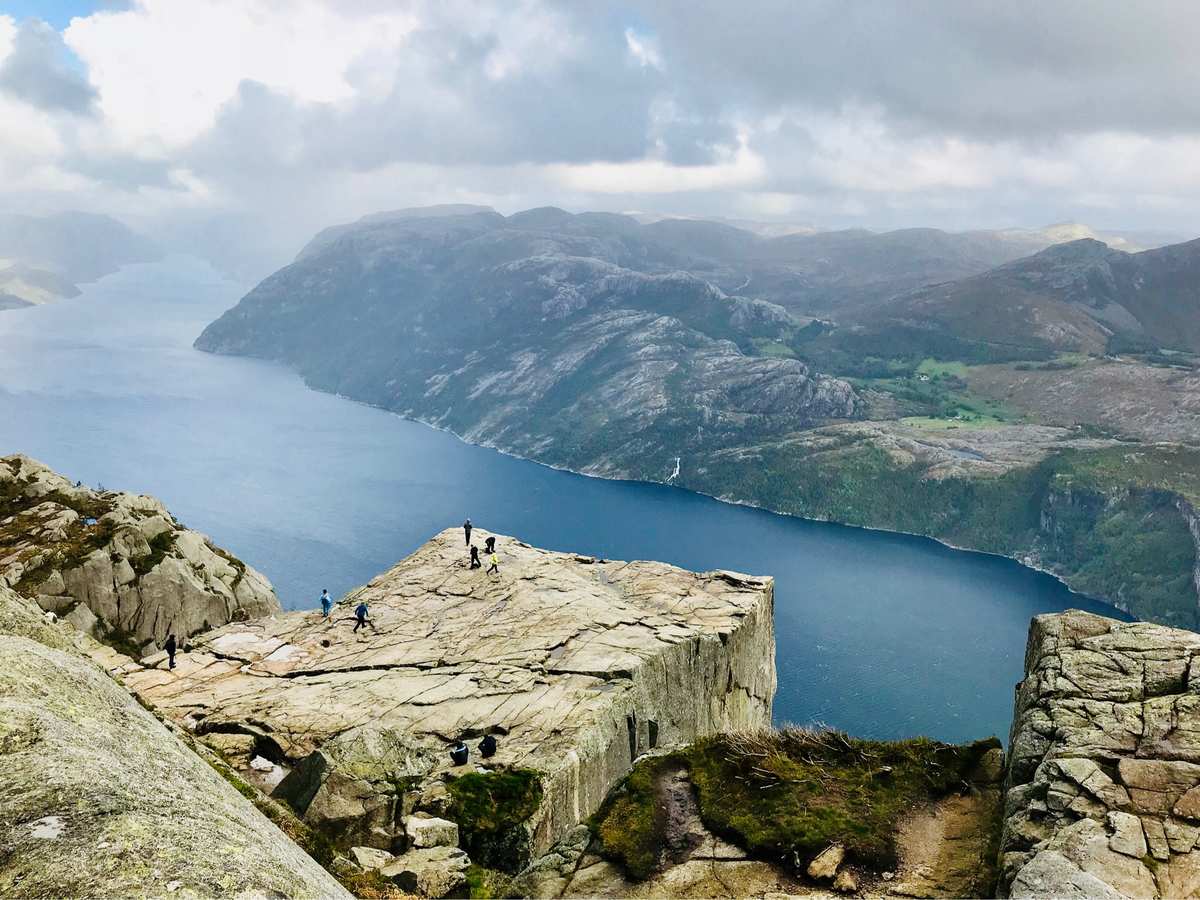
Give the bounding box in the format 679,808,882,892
117,528,776,864
0,583,349,899
1002,610,1200,898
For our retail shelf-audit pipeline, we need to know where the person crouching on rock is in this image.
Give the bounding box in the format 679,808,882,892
484,535,495,554
165,633,177,670
353,600,374,633
469,545,481,569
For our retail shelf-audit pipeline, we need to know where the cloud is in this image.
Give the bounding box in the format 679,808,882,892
0,18,97,113
1,0,1198,280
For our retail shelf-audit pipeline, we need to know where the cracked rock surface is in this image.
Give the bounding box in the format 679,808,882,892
114,528,776,861
0,454,279,654
0,582,349,899
1002,609,1200,897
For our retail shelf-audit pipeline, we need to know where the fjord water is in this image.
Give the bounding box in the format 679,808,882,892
0,257,1125,743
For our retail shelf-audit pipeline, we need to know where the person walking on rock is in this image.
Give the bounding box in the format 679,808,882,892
320,589,333,618
463,518,472,546
353,600,374,633
165,633,177,670
484,535,495,555
469,545,481,569
487,551,500,575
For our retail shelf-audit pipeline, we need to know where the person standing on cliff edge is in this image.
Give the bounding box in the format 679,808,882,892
320,589,333,618
463,518,472,546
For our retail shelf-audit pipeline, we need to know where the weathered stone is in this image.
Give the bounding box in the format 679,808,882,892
807,842,844,880
1004,610,1200,899
199,731,257,765
380,845,470,897
350,845,395,870
1106,811,1146,858
0,584,349,899
406,813,459,849
1175,785,1200,820
832,868,858,893
0,454,279,652
120,529,775,863
1143,817,1171,861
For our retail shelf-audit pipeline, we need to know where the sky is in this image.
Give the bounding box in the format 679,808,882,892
1,0,1199,276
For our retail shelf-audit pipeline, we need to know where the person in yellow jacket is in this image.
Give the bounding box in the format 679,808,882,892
486,551,500,575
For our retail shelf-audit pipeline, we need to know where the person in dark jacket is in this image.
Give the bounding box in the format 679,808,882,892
484,535,495,554
463,518,473,546
165,633,177,669
353,601,374,632
469,545,481,569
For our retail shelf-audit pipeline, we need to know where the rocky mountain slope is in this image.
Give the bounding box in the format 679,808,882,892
0,454,278,654
111,528,775,875
0,582,350,899
197,207,859,477
862,236,1200,355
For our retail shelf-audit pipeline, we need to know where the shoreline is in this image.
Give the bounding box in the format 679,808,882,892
314,386,1130,622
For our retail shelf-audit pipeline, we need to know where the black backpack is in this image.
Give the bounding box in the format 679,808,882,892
479,734,497,758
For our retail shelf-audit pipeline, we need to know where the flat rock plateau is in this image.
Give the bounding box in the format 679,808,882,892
112,528,776,867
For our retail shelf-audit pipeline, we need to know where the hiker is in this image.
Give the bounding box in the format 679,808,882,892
165,633,177,670
469,545,481,569
353,600,373,633
487,552,499,575
484,535,495,554
320,589,333,618
463,518,473,546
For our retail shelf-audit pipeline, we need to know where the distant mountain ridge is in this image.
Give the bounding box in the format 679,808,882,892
0,211,161,310
868,236,1200,354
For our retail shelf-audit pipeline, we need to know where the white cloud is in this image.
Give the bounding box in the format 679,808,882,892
63,0,417,151
624,27,663,71
0,15,16,63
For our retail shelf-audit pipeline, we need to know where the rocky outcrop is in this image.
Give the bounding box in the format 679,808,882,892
0,454,278,654
1001,610,1200,897
0,582,349,899
113,529,775,869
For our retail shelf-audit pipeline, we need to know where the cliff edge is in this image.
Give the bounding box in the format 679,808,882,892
114,529,776,871
1003,610,1200,897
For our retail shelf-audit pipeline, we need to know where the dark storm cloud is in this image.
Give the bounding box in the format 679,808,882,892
0,18,96,114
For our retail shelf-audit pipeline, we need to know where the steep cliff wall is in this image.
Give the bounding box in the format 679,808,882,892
0,454,279,653
0,583,349,899
113,529,775,868
1003,610,1200,897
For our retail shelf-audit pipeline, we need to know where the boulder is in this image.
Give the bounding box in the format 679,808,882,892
832,868,858,893
350,845,395,871
0,584,349,899
807,843,844,880
406,813,459,849
380,846,470,897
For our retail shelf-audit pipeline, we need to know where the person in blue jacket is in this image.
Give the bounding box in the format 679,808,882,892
320,589,333,618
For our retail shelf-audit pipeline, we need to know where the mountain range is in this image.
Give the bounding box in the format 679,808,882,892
0,212,160,309
197,205,1200,629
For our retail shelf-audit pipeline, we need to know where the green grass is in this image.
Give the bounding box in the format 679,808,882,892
446,769,544,872
592,729,1001,881
916,358,970,379
750,338,798,359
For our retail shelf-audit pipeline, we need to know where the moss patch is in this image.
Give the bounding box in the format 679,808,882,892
131,530,176,576
446,769,543,872
464,864,514,899
592,729,1000,880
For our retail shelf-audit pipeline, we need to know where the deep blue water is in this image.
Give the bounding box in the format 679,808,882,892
0,257,1127,743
